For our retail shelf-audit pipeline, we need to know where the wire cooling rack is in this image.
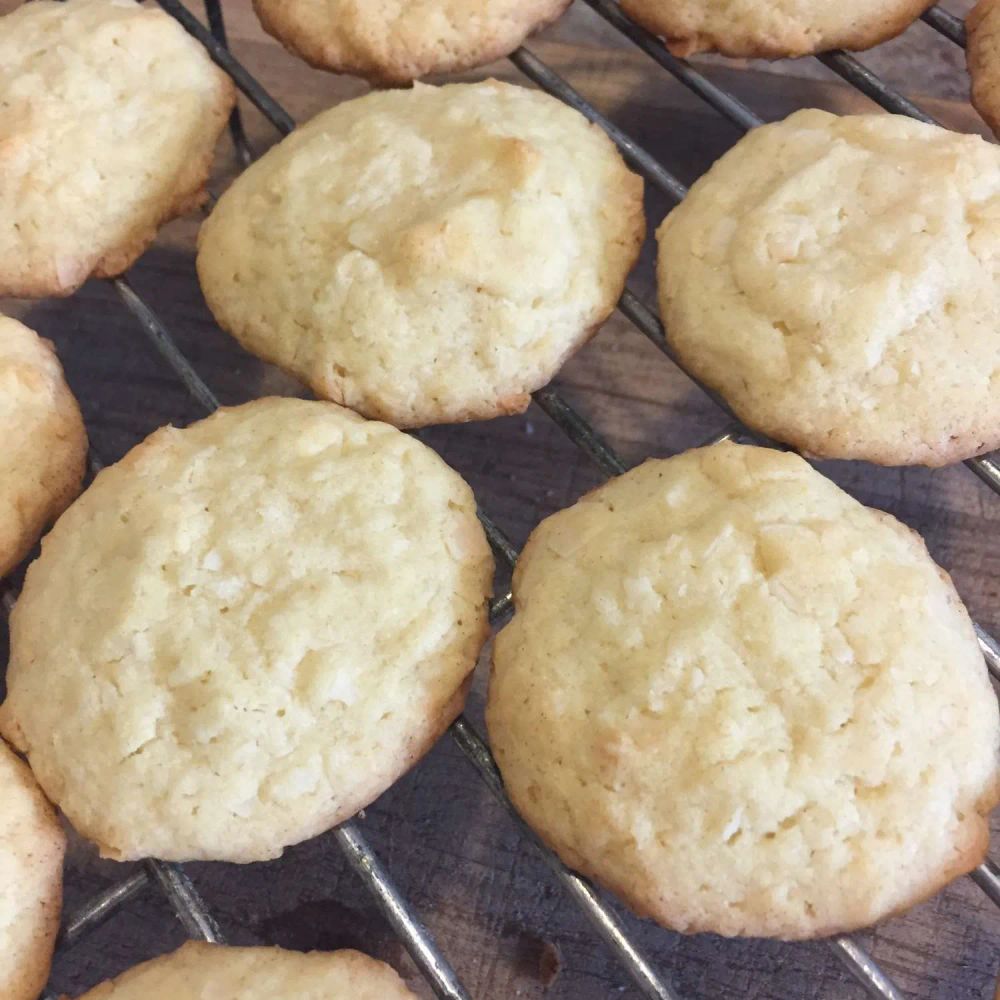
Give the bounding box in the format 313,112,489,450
3,2,1000,998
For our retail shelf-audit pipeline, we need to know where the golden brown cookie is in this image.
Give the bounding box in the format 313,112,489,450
969,0,1000,138
621,0,933,58
488,442,1000,939
1,739,66,1000
0,316,88,578
1,398,493,862
66,942,417,999
0,0,235,297
197,80,644,428
253,0,573,84
657,109,1000,467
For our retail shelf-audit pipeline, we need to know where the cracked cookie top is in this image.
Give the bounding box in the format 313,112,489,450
252,0,572,84
0,0,234,297
657,109,1000,467
0,739,64,1000
0,316,87,578
69,942,416,999
0,397,493,863
196,80,644,428
488,441,1000,938
620,0,932,59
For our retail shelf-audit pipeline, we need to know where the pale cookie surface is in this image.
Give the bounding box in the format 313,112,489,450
253,0,572,84
0,316,88,578
969,0,1000,139
620,0,931,57
0,0,234,298
1,740,65,1000
657,109,1000,467
488,442,1000,939
67,942,416,999
197,80,644,428
0,398,493,863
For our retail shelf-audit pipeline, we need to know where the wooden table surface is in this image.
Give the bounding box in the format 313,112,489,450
3,2,999,998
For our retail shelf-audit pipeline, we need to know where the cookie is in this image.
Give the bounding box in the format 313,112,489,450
253,0,573,84
0,0,235,298
66,942,416,999
0,398,493,863
969,0,1000,139
0,316,88,578
657,109,1000,467
487,441,1000,939
1,739,66,1000
620,0,932,58
197,80,644,428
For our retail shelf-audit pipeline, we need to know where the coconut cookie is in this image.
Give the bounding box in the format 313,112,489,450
68,942,417,999
657,109,1000,467
969,0,1000,139
488,442,1000,939
0,398,493,863
1,316,88,578
1,740,66,1000
253,0,573,84
621,0,932,58
0,0,235,298
197,81,644,428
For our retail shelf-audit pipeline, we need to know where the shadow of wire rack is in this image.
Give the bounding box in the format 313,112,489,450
4,1,1000,998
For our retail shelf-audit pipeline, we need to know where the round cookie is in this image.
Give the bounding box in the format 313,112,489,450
487,441,1000,939
67,942,416,999
620,0,932,58
197,80,644,428
0,398,493,863
0,0,235,298
1,739,66,1000
657,109,1000,467
0,316,88,578
253,0,573,85
969,0,1000,139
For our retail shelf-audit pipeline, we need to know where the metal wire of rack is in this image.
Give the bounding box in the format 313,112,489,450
2,2,997,998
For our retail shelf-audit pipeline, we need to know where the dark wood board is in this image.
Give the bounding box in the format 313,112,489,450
2,1,998,998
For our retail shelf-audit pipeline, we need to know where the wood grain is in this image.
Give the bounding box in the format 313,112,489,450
2,2,999,998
